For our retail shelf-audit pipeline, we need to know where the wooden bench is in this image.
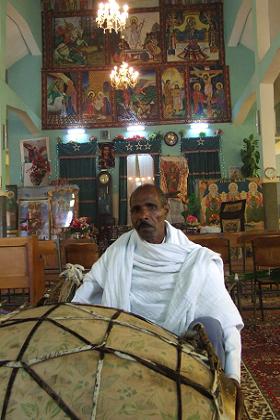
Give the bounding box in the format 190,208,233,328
0,236,45,305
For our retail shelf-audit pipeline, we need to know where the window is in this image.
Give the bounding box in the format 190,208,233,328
126,154,154,225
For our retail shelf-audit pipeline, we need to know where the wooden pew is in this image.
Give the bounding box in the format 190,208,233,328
38,239,62,287
0,236,45,305
62,241,99,270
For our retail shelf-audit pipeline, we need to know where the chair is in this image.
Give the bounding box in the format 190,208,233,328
251,235,280,320
190,236,239,304
38,239,62,287
220,200,246,233
63,242,99,270
0,236,45,306
190,236,232,275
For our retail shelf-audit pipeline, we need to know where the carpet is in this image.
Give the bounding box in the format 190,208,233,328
241,310,280,419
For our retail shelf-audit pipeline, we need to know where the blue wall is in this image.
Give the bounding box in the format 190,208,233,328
7,0,258,189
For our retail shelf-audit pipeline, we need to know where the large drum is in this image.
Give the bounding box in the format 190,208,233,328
0,304,236,419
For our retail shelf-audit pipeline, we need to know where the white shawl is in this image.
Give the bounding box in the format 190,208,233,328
79,222,230,335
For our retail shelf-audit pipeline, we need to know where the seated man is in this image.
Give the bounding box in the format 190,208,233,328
73,184,243,407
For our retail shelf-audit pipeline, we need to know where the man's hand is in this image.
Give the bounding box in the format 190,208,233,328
228,378,244,420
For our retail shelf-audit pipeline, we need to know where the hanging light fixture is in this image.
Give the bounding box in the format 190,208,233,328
110,62,139,89
96,0,128,33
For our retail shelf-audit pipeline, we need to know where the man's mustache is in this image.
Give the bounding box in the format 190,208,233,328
136,220,153,230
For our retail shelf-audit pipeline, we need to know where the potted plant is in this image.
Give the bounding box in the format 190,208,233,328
240,134,260,178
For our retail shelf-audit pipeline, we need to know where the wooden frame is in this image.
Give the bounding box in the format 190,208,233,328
48,187,79,229
41,2,230,128
18,199,51,240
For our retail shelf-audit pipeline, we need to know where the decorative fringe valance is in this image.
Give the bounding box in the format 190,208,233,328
181,136,220,153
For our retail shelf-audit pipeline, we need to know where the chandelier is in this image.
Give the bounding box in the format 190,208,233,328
96,0,128,33
110,62,139,89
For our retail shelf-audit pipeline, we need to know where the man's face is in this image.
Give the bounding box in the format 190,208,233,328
130,188,168,244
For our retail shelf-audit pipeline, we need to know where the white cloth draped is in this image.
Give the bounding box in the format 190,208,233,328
73,221,243,381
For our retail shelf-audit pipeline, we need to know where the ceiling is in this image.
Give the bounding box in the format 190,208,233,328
6,15,29,68
5,3,41,70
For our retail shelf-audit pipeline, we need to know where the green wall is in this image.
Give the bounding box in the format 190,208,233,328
7,0,258,192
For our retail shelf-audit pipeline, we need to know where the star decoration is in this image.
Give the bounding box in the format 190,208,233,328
197,138,205,145
125,143,133,151
72,144,80,151
144,141,151,150
136,141,143,150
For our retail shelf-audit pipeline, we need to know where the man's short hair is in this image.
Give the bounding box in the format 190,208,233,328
130,184,168,207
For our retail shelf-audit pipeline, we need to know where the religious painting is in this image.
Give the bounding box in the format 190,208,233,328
160,156,188,224
160,156,188,199
81,71,113,124
48,187,79,229
41,1,231,128
198,179,264,228
161,66,186,120
18,199,50,240
53,16,105,67
228,166,242,181
44,72,79,128
165,3,224,64
164,0,223,4
20,137,51,187
43,0,95,11
116,68,158,122
188,64,231,122
109,11,162,65
98,142,115,169
43,0,160,12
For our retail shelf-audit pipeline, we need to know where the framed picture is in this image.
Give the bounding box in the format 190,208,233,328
48,187,79,229
52,15,105,68
43,0,96,12
20,137,51,186
43,72,80,129
18,199,50,240
109,11,162,65
198,179,265,228
228,166,242,181
98,142,115,169
100,129,111,141
161,66,186,120
81,71,113,124
116,68,159,122
187,64,231,122
41,2,231,128
165,3,224,64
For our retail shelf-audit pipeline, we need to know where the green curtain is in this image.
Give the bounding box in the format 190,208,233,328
119,156,127,225
58,142,97,221
181,136,221,193
115,137,161,224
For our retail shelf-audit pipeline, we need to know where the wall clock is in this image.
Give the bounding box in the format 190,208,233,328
98,171,110,185
264,167,277,180
164,132,178,146
97,170,113,225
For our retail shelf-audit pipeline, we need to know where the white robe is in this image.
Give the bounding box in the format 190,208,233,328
73,221,243,382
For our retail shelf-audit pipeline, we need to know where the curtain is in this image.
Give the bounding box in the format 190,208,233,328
118,156,127,225
181,136,221,193
114,137,161,224
58,142,97,220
